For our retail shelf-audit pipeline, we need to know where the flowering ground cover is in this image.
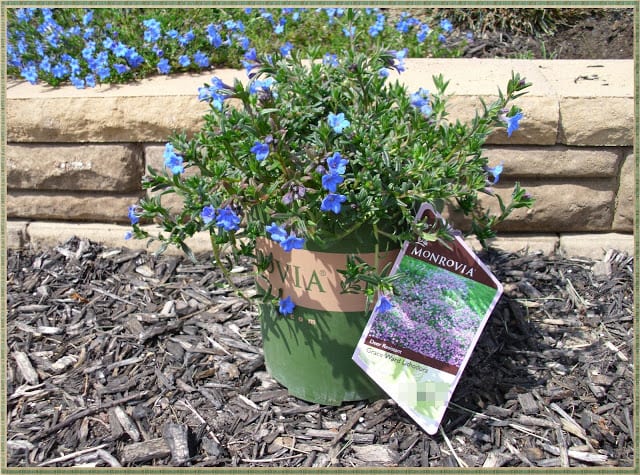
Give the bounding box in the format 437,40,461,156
7,7,468,89
369,257,496,367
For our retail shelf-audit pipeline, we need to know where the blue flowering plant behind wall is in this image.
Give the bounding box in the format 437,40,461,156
127,9,533,310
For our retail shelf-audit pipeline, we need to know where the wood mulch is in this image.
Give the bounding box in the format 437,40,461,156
6,237,635,468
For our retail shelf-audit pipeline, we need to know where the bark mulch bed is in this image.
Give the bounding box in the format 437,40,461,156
6,237,635,468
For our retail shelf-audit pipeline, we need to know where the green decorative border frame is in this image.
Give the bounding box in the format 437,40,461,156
0,2,638,474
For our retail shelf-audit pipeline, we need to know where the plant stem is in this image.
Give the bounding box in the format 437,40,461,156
209,232,249,302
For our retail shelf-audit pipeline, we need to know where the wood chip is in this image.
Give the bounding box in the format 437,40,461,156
12,351,39,385
6,237,633,468
120,438,171,464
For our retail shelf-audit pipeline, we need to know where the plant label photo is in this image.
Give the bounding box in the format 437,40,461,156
353,203,503,434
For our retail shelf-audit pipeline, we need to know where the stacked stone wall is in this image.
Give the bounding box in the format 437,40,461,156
6,58,635,257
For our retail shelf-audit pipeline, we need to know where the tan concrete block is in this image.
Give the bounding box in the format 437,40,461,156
144,144,200,213
8,96,207,143
465,234,559,255
7,220,30,249
612,150,636,232
558,97,634,146
7,70,243,143
398,58,553,97
446,179,615,233
7,143,143,192
440,96,558,146
484,146,622,178
559,233,634,259
7,192,142,223
535,59,633,99
396,58,558,145
26,221,213,255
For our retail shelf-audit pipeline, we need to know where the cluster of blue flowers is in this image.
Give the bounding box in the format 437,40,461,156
9,7,463,89
410,87,433,117
163,143,185,174
201,205,242,231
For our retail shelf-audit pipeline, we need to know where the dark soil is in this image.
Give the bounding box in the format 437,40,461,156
6,238,634,468
460,9,634,59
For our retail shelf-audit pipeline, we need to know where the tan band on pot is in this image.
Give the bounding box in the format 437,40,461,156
256,237,399,313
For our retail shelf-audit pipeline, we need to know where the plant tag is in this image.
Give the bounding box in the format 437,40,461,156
352,203,503,434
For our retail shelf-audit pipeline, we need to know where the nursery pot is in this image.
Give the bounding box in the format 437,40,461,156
255,231,399,405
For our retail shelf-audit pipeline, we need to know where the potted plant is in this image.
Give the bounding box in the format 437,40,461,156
128,14,533,405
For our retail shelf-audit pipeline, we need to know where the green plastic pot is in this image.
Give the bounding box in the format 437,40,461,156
256,228,399,405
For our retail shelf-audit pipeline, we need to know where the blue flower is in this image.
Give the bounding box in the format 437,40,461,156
124,231,133,240
343,26,355,37
96,65,111,80
326,151,348,174
260,10,274,23
68,58,81,76
323,53,338,67
206,24,223,48
82,42,96,60
39,57,52,73
504,111,524,137
125,49,144,68
396,13,415,33
113,64,129,74
113,42,128,58
82,10,93,26
280,41,293,56
85,74,96,88
251,141,269,161
278,296,295,315
280,232,305,252
416,24,431,43
163,143,184,174
369,23,384,37
439,18,453,33
166,29,179,39
320,193,347,214
410,88,432,116
225,19,244,32
102,37,115,50
321,172,344,192
16,8,35,23
244,48,258,61
194,51,210,68
216,207,241,231
392,48,408,73
70,75,85,89
327,112,350,133
201,205,216,224
249,77,275,95
242,48,259,76
157,58,171,74
485,162,504,184
198,86,225,110
274,18,286,34
266,222,288,243
128,205,140,225
143,18,162,43
178,55,191,67
237,36,251,51
179,30,195,47
375,295,393,313
20,65,38,85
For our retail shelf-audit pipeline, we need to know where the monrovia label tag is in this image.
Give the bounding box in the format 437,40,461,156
352,203,503,435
